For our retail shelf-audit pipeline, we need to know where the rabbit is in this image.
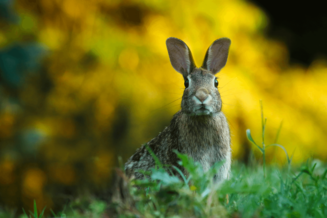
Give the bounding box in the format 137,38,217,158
125,37,231,183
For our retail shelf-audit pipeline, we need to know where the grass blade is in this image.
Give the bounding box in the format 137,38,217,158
34,200,38,218
322,169,327,179
311,162,317,173
39,207,46,218
22,208,29,218
267,143,290,164
290,148,296,164
145,144,163,168
246,129,263,153
172,165,188,186
260,100,264,130
292,171,304,184
50,209,57,217
274,121,283,143
260,101,266,146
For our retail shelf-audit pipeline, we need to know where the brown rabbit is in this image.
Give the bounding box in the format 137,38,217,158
125,37,231,183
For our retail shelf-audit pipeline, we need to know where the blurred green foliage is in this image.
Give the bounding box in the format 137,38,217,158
0,0,327,215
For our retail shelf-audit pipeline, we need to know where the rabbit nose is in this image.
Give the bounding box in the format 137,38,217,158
195,88,209,103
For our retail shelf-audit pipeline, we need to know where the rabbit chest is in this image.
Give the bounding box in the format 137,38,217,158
176,112,231,179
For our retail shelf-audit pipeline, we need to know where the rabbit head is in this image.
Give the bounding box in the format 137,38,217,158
166,37,231,116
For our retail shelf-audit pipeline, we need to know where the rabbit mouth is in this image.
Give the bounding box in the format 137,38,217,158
191,106,213,116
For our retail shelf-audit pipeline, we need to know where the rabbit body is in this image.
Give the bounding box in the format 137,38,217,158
125,37,232,183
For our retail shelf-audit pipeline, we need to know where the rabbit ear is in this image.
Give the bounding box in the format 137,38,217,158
202,38,231,74
166,37,196,76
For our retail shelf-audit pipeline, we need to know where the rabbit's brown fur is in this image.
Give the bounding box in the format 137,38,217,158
125,37,231,183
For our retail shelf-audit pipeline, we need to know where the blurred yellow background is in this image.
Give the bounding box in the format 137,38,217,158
0,0,327,212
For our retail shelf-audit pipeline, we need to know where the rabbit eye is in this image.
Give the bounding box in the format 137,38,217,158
184,78,189,88
214,78,218,88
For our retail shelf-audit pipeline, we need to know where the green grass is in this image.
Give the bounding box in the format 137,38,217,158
112,156,327,218
1,158,327,217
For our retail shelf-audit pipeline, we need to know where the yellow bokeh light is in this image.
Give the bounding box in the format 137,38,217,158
22,168,46,198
